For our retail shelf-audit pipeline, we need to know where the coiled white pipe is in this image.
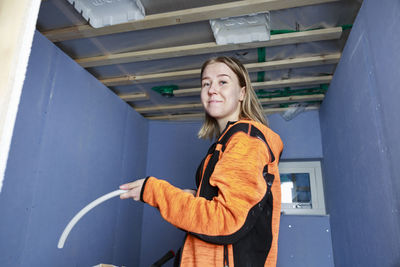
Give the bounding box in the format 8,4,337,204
57,189,128,249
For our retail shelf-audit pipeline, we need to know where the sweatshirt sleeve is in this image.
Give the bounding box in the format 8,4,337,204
141,132,270,240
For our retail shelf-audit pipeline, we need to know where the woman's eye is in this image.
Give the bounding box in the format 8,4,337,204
220,80,227,85
202,82,210,87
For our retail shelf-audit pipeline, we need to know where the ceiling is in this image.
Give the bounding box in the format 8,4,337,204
36,0,362,120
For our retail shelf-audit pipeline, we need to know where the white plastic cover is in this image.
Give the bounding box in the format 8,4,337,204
67,0,145,28
210,12,271,45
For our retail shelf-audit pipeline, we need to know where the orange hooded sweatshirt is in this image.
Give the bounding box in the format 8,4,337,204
141,120,283,267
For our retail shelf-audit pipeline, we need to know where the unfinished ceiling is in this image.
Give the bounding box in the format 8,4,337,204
36,0,362,120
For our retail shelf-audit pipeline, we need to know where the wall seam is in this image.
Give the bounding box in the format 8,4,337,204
139,119,152,267
111,105,129,265
18,47,61,266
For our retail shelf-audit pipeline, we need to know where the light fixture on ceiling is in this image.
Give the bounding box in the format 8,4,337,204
67,0,145,28
210,12,271,45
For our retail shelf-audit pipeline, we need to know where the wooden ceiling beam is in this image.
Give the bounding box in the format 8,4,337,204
43,0,339,42
80,27,342,69
135,103,203,113
145,113,204,121
173,75,332,97
118,92,148,101
99,53,340,85
105,69,200,85
144,105,320,120
258,94,325,104
245,53,340,72
252,75,332,90
135,94,325,114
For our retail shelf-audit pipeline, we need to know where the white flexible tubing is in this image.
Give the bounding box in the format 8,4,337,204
57,189,128,249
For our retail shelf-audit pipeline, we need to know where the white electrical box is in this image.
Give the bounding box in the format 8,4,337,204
67,0,145,28
210,12,271,45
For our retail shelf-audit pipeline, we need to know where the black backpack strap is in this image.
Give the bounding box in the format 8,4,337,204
198,122,276,199
248,125,275,163
219,123,275,165
198,123,248,199
195,142,217,188
218,123,250,150
220,123,276,192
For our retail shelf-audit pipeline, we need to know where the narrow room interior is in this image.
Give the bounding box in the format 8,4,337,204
1,0,399,266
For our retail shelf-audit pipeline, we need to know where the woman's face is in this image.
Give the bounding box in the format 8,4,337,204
201,62,245,128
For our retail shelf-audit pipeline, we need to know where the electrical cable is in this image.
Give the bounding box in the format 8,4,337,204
57,189,128,249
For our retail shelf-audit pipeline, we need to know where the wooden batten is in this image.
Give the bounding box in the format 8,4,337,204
135,94,325,114
258,94,325,105
99,53,340,85
252,76,333,90
172,76,332,97
135,103,203,113
43,0,339,42
80,27,342,69
145,105,320,120
118,92,148,101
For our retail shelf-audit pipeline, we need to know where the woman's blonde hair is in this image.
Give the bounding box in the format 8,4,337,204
198,56,268,140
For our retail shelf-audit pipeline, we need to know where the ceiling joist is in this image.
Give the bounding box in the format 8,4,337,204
252,75,332,90
43,0,339,42
118,92,148,101
79,27,342,68
100,53,340,85
172,75,332,97
134,94,325,113
144,105,320,120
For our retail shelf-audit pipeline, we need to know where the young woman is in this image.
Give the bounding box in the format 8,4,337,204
120,56,283,267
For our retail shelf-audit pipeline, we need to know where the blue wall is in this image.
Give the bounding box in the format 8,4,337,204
269,111,323,160
142,111,332,267
278,215,333,267
0,32,148,266
319,0,400,266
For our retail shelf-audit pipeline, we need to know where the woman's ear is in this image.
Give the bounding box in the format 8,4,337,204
239,86,245,101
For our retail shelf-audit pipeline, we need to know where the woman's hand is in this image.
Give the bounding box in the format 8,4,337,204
119,179,146,201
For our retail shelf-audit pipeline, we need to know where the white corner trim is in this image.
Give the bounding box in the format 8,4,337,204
0,0,42,193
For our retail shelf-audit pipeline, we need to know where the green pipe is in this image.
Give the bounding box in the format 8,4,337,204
152,85,178,97
270,24,353,35
341,24,353,31
256,84,329,99
257,47,266,82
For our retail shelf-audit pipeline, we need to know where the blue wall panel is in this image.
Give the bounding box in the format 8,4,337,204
0,31,57,267
319,0,400,266
362,0,400,230
269,111,323,160
141,112,329,267
278,216,334,267
112,111,149,266
0,31,148,267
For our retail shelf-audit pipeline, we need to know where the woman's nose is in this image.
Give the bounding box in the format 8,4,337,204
208,83,218,94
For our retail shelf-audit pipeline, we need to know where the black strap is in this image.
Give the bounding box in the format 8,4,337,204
249,125,275,163
198,149,220,199
198,122,276,199
219,123,275,163
218,123,249,150
192,122,277,245
263,165,274,192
